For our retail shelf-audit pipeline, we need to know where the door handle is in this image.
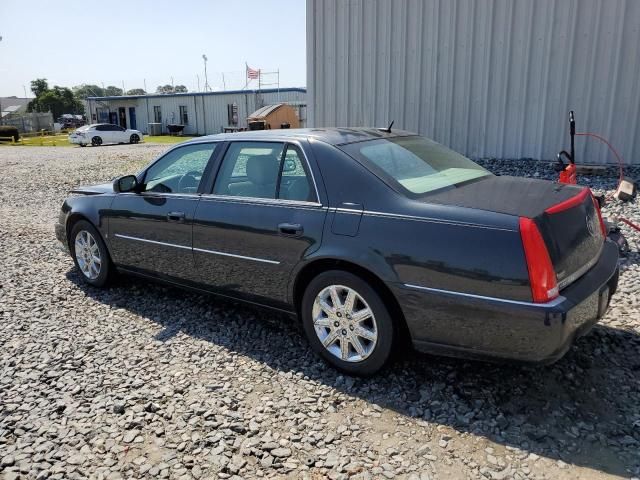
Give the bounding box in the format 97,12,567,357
167,211,186,222
278,223,303,237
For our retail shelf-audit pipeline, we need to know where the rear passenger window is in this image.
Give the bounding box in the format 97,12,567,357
278,146,314,202
214,142,284,199
213,142,316,202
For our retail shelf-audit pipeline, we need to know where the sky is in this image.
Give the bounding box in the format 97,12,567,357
0,0,306,97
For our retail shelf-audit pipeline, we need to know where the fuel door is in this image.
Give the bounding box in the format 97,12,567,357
331,202,364,237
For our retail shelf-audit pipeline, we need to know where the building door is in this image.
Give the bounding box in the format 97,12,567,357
129,107,137,130
118,107,127,128
109,111,118,124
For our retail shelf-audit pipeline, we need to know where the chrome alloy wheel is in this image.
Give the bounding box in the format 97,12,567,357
74,230,101,280
312,285,378,362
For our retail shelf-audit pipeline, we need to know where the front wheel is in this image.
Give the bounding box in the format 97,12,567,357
91,136,102,146
301,271,395,376
130,134,140,144
70,220,113,287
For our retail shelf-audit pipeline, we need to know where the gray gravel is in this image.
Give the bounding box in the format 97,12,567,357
1,145,639,480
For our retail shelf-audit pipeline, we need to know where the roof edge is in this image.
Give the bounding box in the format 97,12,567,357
87,87,306,101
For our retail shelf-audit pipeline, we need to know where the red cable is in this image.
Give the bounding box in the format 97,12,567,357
574,132,639,235
575,132,625,183
618,217,640,233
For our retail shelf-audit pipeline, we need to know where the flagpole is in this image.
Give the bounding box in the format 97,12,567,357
242,62,250,90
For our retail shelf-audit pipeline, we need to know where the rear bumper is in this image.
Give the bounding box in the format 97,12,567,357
394,240,619,364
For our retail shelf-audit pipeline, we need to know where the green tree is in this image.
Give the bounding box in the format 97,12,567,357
73,84,105,99
28,84,84,118
30,78,49,97
174,85,188,93
104,86,123,97
156,84,174,94
126,88,146,95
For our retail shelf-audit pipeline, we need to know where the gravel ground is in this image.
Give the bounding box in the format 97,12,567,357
0,145,639,480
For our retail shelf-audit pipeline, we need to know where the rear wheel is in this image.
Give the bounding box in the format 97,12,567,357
70,220,112,287
301,270,394,376
79,143,86,147
91,136,102,146
130,134,140,144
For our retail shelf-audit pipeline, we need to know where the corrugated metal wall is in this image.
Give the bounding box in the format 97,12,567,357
307,0,640,164
87,89,306,136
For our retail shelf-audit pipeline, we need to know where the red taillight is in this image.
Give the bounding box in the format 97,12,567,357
544,188,589,214
591,194,607,237
519,217,559,303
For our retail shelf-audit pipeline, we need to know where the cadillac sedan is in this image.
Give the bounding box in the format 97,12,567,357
55,128,619,375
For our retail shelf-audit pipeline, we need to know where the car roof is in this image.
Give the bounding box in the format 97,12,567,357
185,127,416,147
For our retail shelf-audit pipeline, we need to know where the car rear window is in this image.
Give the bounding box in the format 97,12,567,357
342,136,492,196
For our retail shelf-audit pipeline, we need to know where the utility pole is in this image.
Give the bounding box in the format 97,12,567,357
222,73,226,91
202,54,209,92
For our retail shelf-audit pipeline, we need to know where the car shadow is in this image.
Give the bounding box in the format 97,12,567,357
65,269,639,477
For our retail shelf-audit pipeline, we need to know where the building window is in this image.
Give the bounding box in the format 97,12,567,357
179,105,189,125
153,106,162,123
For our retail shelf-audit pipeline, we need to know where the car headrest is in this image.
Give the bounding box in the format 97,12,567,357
246,155,280,185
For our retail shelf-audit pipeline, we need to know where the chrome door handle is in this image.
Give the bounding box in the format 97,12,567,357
278,223,303,237
167,211,185,222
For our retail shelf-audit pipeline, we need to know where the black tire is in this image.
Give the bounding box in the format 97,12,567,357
79,143,86,147
91,136,102,146
130,134,140,144
69,220,113,287
301,270,395,376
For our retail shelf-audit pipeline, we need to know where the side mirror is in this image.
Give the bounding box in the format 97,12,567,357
113,175,139,193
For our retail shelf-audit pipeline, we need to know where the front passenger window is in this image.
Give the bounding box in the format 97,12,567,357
144,143,216,194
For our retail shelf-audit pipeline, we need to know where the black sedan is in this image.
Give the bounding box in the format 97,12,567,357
55,128,619,375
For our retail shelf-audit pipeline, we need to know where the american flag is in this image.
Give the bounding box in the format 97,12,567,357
247,65,260,79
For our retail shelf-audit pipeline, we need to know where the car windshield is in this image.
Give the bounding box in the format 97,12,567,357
343,136,492,196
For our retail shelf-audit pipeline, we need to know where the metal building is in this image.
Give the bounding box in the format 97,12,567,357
86,88,306,136
307,0,640,165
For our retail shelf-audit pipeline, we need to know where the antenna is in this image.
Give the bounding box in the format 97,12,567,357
378,120,394,134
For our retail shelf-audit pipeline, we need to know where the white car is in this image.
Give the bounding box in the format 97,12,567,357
69,124,143,147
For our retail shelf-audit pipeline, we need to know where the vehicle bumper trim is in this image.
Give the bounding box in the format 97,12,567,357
402,283,564,308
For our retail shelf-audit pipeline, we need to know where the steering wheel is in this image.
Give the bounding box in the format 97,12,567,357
178,170,202,192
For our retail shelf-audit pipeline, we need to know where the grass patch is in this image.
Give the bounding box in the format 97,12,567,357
0,134,195,147
144,135,195,144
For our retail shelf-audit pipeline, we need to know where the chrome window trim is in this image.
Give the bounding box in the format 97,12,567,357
199,193,323,210
193,247,280,265
209,139,323,206
119,192,201,199
403,283,566,308
114,233,191,250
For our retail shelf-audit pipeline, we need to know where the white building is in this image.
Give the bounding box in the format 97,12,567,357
86,88,306,136
307,0,640,165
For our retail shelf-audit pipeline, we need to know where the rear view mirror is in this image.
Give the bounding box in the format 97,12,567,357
113,175,139,193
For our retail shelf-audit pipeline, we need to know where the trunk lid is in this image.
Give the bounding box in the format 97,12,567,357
423,176,604,290
536,188,604,290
